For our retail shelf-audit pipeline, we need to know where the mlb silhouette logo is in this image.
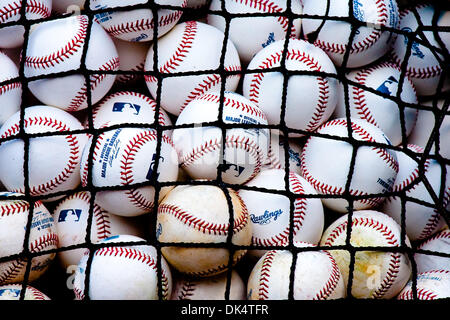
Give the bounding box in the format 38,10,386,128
58,209,82,222
146,154,165,180
112,102,141,115
376,76,399,95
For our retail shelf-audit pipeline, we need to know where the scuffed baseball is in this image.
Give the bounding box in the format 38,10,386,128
144,20,241,116
321,210,412,299
53,191,145,269
0,284,51,300
0,51,21,126
300,117,399,213
334,62,418,146
302,0,400,68
391,3,450,96
0,105,88,201
247,242,346,300
382,144,449,241
397,270,450,300
0,192,58,285
171,269,246,300
24,15,119,112
414,228,450,274
408,99,450,159
0,0,52,48
90,0,186,42
80,127,179,217
173,91,270,185
156,185,252,277
238,169,324,259
264,130,302,174
243,38,339,137
74,235,173,300
207,0,302,64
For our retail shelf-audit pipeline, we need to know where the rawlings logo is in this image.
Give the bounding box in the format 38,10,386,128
353,0,365,22
251,209,283,225
112,102,141,115
402,27,425,59
58,209,82,222
262,32,275,48
131,33,149,42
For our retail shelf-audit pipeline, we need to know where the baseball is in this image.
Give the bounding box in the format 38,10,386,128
382,144,449,241
264,130,303,175
397,269,450,300
80,127,179,217
53,191,145,269
302,0,400,68
414,228,450,274
90,0,186,42
144,20,242,116
0,192,58,285
333,61,418,146
391,3,450,96
85,91,173,133
238,169,324,259
0,105,88,201
207,0,302,64
156,184,252,277
243,38,339,137
247,242,346,300
300,117,399,213
173,91,269,185
112,37,150,85
0,51,21,126
0,284,51,300
73,234,173,300
24,15,119,112
320,210,412,299
0,0,52,48
408,99,450,159
171,269,246,300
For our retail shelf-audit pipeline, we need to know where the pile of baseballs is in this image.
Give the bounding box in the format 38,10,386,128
0,0,448,301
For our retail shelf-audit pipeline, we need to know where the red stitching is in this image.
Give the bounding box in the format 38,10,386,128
67,56,120,112
417,228,450,249
25,15,88,69
94,246,171,299
0,0,51,23
0,200,30,217
0,82,21,96
0,259,26,284
29,233,58,253
397,270,450,300
258,250,276,299
247,49,329,132
314,251,342,300
104,2,186,38
176,281,196,300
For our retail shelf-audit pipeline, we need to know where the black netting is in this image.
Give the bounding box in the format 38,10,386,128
0,0,448,303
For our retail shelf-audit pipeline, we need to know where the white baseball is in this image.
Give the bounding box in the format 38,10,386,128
73,235,173,300
85,91,172,133
90,0,186,42
0,192,58,285
0,0,52,48
300,117,399,213
80,127,179,217
414,228,450,274
144,20,242,116
391,4,450,96
0,284,51,300
0,51,21,126
408,99,450,159
247,242,346,300
397,270,450,300
112,37,150,84
321,210,412,299
171,269,246,300
238,169,324,259
382,144,449,241
0,105,88,201
24,15,119,112
302,0,400,68
243,39,339,137
53,191,145,269
156,185,252,277
207,0,302,64
264,130,302,175
173,91,269,185
334,61,418,146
